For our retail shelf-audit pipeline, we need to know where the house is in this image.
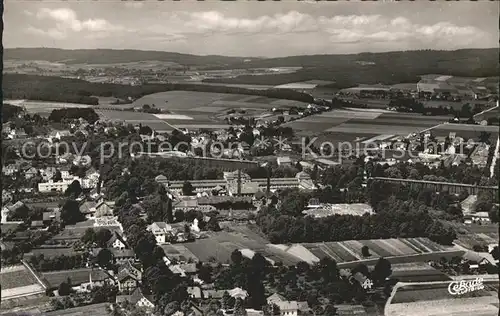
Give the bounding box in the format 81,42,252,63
471,211,490,222
462,252,493,271
25,167,38,179
111,249,136,264
174,198,199,211
116,287,155,309
30,220,45,230
228,287,248,300
274,301,310,316
1,201,27,223
95,200,114,217
50,130,73,141
169,263,198,277
116,262,141,293
43,209,61,225
277,156,292,166
187,286,203,299
9,128,28,139
79,201,97,219
267,293,287,306
147,222,173,244
227,181,260,197
56,165,70,179
107,232,128,250
41,167,58,181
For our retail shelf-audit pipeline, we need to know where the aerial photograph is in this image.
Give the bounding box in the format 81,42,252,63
1,1,499,316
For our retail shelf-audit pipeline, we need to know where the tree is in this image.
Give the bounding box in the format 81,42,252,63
174,209,185,222
95,228,113,248
53,169,62,182
478,131,491,144
490,246,499,261
231,250,243,265
163,301,180,316
361,246,371,257
373,257,392,282
65,180,82,198
60,199,84,225
296,261,310,274
221,291,232,310
182,181,194,196
233,298,247,316
323,304,337,315
96,248,113,268
58,278,72,296
206,217,221,232
488,206,499,223
81,228,96,245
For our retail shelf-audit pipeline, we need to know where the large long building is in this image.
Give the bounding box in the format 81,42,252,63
155,171,316,196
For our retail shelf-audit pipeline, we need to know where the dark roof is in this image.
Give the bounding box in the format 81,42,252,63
107,232,129,249
129,287,154,305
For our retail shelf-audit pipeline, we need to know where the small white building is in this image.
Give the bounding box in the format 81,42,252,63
146,222,172,244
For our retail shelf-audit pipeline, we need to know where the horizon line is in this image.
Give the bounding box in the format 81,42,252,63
4,46,499,60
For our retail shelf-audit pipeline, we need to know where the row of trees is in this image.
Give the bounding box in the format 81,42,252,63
48,108,99,124
28,253,88,272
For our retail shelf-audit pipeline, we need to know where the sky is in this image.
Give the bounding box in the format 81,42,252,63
5,1,498,57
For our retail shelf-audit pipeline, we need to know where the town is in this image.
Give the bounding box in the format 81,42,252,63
2,3,499,316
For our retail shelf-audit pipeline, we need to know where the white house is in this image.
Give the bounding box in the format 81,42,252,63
471,212,490,223
147,222,173,244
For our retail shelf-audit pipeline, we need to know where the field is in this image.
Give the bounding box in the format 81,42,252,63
426,123,499,141
390,268,452,283
42,268,109,289
303,238,462,265
391,282,494,304
178,226,464,267
0,265,40,290
0,265,45,301
43,303,111,316
96,91,308,131
455,232,499,250
287,108,450,146
5,100,93,116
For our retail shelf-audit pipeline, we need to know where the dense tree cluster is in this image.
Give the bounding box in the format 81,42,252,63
2,103,23,121
48,108,99,124
256,205,456,245
27,253,88,272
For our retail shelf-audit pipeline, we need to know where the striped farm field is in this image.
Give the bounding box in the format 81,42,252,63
342,240,381,258
362,240,399,257
373,239,416,256
321,242,359,262
414,238,445,252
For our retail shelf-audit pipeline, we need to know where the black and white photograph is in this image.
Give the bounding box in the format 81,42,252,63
1,1,499,316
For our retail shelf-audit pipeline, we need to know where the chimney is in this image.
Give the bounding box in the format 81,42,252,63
237,169,242,196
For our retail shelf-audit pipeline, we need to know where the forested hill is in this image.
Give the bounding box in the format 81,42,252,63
5,48,498,74
4,48,253,66
227,48,499,70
